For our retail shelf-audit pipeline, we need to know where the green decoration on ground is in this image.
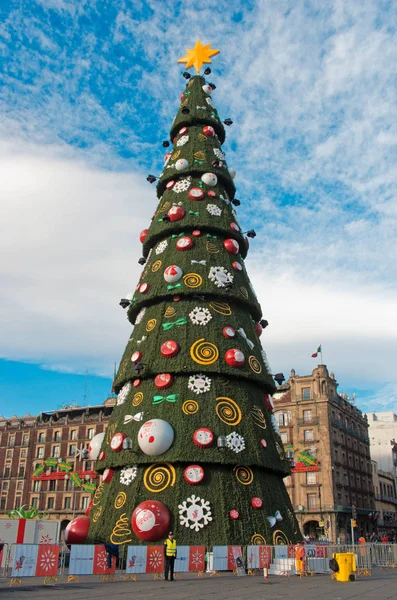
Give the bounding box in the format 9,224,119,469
8,505,49,520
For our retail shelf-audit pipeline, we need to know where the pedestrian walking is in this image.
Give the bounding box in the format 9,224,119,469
164,531,177,581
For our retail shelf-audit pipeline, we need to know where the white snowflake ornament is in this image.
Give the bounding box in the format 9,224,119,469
226,431,246,453
176,135,189,147
117,382,131,406
189,307,212,326
179,494,212,531
188,374,211,394
208,266,234,288
120,465,138,486
155,240,168,255
213,148,226,161
206,97,215,108
206,204,222,217
135,307,146,324
173,177,191,193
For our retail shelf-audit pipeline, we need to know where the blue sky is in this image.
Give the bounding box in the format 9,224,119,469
0,0,396,418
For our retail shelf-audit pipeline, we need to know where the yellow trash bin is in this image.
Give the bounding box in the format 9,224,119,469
333,552,356,582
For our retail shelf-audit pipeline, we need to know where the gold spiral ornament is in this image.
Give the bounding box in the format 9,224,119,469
114,491,127,509
146,318,157,332
152,260,162,272
105,422,117,443
194,150,205,161
206,241,219,254
182,400,199,415
143,463,176,493
197,133,207,141
160,201,171,212
234,465,254,485
273,530,289,546
190,338,219,365
251,405,267,430
164,306,176,318
249,355,262,374
92,506,102,522
251,533,267,545
216,397,242,426
110,513,133,545
92,483,104,506
239,286,249,300
208,301,232,316
183,273,203,288
171,150,181,160
132,392,144,407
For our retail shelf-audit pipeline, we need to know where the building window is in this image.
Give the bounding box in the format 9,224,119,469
6,450,12,459
20,449,27,458
22,434,29,446
47,497,54,510
31,497,39,508
87,428,95,439
304,429,314,442
4,466,10,478
15,495,22,509
0,497,6,510
69,445,77,457
17,482,23,491
49,480,56,492
52,446,60,458
2,482,9,491
38,432,45,443
8,435,15,447
85,460,92,471
81,496,89,509
18,465,25,478
307,493,318,509
33,480,40,492
64,497,72,509
37,447,44,459
65,478,74,491
306,472,317,485
280,431,288,444
303,409,312,422
302,388,311,400
70,430,77,441
54,431,61,442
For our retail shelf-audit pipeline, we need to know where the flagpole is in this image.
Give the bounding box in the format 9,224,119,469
320,348,323,364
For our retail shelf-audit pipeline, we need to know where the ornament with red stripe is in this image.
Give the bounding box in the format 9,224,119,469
160,340,180,358
176,236,193,251
193,428,214,448
202,125,215,137
229,509,239,520
192,230,201,237
133,379,141,388
110,432,126,452
102,468,114,483
154,373,174,390
85,500,93,517
244,236,250,249
166,180,175,190
201,172,217,186
65,516,90,544
138,419,174,456
264,394,274,412
175,158,189,171
138,283,150,294
229,222,240,233
222,326,236,339
167,205,185,222
207,190,217,198
98,451,105,461
131,351,143,364
164,152,171,164
179,127,189,135
188,188,205,201
251,497,263,509
164,265,183,283
139,229,148,243
232,261,243,272
260,439,267,448
131,500,171,542
184,465,205,485
254,322,263,337
224,238,240,255
225,348,245,368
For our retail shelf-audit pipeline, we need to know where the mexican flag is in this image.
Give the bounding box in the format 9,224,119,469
311,345,322,358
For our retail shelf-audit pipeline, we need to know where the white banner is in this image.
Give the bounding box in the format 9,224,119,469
212,546,229,571
69,545,95,575
174,546,189,572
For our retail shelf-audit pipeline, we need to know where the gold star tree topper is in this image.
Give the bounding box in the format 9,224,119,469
177,40,220,73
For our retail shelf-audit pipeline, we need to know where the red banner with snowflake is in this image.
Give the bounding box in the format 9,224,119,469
92,546,116,574
35,545,60,576
146,546,164,573
188,546,205,571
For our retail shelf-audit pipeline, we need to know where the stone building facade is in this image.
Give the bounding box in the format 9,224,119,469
273,365,375,543
372,461,397,535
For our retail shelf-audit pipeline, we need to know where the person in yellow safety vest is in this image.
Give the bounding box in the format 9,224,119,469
164,531,177,581
294,540,306,574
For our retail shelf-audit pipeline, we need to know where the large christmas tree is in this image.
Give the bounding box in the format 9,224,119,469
88,42,300,547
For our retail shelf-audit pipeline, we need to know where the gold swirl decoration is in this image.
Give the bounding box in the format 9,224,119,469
194,150,205,161
183,273,203,288
216,397,242,426
132,392,144,407
251,533,267,545
146,318,157,332
114,492,127,509
206,241,219,254
248,355,262,374
273,530,289,546
92,507,102,523
152,260,162,273
92,483,104,506
110,513,133,545
171,150,181,160
160,201,171,212
208,301,232,316
197,133,207,142
143,463,176,493
180,97,189,108
105,423,117,443
190,338,219,366
233,465,254,485
239,286,249,300
164,306,176,318
251,405,267,430
182,400,199,415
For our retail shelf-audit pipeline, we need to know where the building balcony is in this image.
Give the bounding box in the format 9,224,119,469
297,417,319,426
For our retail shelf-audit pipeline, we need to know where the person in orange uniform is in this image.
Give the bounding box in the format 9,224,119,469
294,541,306,574
164,531,177,581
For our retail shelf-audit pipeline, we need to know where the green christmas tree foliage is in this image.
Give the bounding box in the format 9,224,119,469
88,73,301,547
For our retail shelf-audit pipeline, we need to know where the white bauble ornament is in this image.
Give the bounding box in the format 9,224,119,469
87,432,105,460
228,168,236,179
175,158,189,171
201,173,218,186
202,84,212,95
164,265,183,283
138,419,174,456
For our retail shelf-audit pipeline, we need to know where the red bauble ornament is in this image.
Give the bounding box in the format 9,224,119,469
188,188,205,201
222,326,236,339
229,222,240,233
139,229,148,243
131,500,171,542
180,92,184,101
133,379,141,387
264,394,274,412
166,180,175,189
164,152,171,163
154,373,174,390
179,127,189,135
224,238,240,255
110,432,126,452
232,261,243,272
260,439,267,448
202,125,215,137
167,206,185,222
102,468,114,483
98,451,105,461
254,322,263,337
193,428,214,448
229,510,239,520
207,190,217,198
85,500,93,517
192,230,201,237
131,351,142,364
225,348,245,368
176,236,193,251
138,283,150,294
184,465,205,485
252,497,263,509
160,340,180,358
173,296,180,302
64,516,90,544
